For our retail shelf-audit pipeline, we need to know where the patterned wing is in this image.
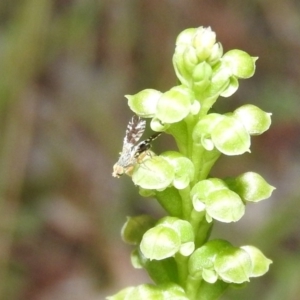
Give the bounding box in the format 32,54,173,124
124,115,146,145
112,115,146,177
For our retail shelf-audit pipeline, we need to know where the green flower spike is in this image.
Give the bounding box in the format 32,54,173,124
110,26,273,300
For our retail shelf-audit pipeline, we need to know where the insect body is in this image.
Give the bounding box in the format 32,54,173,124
112,115,161,178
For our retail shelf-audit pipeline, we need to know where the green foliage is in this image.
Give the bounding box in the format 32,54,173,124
110,26,274,300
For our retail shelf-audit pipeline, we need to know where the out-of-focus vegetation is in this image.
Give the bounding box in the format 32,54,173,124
0,0,299,299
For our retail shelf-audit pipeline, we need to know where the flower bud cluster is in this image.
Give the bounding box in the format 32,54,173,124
173,27,257,101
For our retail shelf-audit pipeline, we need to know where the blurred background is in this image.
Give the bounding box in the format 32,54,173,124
0,0,300,299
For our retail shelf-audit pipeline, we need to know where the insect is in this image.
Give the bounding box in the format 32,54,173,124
112,115,161,178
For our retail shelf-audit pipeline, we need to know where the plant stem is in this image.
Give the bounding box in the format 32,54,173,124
179,186,192,220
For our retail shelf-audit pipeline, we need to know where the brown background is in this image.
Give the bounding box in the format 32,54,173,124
0,0,299,299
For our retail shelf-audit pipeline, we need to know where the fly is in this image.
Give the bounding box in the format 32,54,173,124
112,115,161,178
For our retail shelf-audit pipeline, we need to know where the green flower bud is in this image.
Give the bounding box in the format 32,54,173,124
192,62,212,95
156,86,195,123
205,64,232,97
121,215,156,245
176,28,197,46
222,49,258,79
214,247,252,283
107,283,189,300
193,27,217,61
207,42,223,66
158,217,195,256
125,284,164,300
225,172,275,203
241,245,272,277
190,99,201,115
191,178,228,206
140,225,181,260
192,113,225,150
220,76,239,97
188,239,232,282
139,187,156,197
233,104,272,135
211,115,251,155
159,283,189,300
205,189,245,223
183,46,199,75
191,178,244,223
173,45,193,87
126,89,162,117
132,156,174,191
150,117,170,132
160,151,195,189
107,286,135,300
131,249,143,269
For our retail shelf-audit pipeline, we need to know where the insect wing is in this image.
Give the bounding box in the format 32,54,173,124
124,115,146,145
112,115,146,177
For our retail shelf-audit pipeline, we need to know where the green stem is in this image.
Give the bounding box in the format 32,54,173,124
196,280,229,300
198,95,218,117
175,253,189,287
178,186,192,220
191,143,221,184
184,114,197,160
190,209,205,232
156,188,183,218
185,275,202,300
166,121,188,156
190,209,213,248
